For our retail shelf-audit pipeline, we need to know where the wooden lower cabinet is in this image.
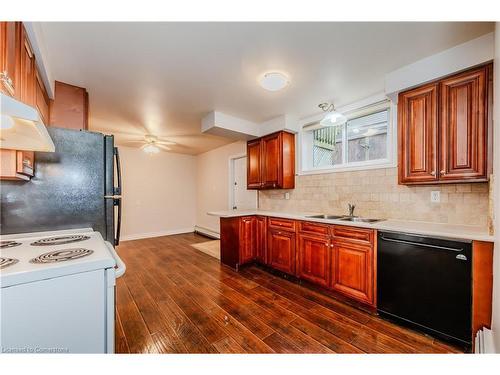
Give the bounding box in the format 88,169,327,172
296,233,331,288
267,228,296,274
331,240,374,305
239,216,256,265
255,216,267,263
220,216,376,307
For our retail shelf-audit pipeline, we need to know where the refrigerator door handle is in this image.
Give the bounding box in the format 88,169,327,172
113,147,122,196
114,197,122,246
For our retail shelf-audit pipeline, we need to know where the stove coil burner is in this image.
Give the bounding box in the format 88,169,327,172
0,241,22,249
30,235,90,246
30,248,94,264
0,257,19,269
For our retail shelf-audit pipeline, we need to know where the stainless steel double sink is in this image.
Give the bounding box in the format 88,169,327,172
305,214,384,223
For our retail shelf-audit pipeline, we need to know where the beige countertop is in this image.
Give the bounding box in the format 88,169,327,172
208,209,495,242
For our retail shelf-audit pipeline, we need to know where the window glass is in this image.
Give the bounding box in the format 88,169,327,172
347,109,388,163
313,126,343,168
304,109,389,169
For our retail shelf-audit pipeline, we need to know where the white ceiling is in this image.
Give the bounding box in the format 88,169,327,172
37,22,494,154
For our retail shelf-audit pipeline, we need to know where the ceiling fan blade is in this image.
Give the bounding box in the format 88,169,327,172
157,144,171,151
121,140,146,147
156,140,176,146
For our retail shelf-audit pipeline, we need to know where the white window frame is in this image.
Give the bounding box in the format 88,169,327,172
298,93,397,175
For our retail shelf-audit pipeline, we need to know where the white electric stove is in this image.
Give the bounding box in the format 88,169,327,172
0,228,126,354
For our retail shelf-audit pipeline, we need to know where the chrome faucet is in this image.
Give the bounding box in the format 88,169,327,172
347,203,356,217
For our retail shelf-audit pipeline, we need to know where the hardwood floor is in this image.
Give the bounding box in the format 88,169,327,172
115,233,464,354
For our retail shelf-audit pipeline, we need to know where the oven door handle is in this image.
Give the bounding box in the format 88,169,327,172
105,241,126,278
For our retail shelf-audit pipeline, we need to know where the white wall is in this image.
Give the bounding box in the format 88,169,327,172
118,146,197,240
195,141,247,235
491,23,500,353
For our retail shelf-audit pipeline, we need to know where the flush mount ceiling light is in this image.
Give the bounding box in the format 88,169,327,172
318,102,347,127
259,72,289,92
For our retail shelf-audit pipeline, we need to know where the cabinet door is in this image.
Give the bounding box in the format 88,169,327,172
0,22,20,97
261,132,282,188
331,241,374,305
439,65,489,182
49,81,89,130
297,233,330,287
247,140,262,189
255,216,267,264
268,228,295,274
239,216,256,265
19,28,35,107
398,83,439,184
35,68,50,125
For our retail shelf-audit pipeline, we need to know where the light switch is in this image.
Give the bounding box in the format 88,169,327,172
430,191,440,203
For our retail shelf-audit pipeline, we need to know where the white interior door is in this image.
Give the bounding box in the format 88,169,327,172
232,157,257,210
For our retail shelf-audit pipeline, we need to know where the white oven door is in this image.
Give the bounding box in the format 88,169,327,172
1,270,106,353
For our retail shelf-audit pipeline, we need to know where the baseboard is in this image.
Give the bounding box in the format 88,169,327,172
121,228,194,241
194,225,220,239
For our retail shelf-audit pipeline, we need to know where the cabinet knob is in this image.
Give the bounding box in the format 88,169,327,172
430,171,436,176
0,71,13,87
440,170,446,175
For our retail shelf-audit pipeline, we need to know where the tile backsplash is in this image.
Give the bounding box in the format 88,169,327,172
258,167,490,227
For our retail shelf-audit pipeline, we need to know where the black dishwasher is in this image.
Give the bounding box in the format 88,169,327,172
377,231,472,346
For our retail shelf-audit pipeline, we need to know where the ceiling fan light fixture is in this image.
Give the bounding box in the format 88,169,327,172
143,143,160,154
318,102,347,127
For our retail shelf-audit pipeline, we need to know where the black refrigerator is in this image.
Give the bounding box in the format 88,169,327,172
0,127,122,246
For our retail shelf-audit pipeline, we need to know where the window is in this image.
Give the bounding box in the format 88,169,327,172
301,104,393,173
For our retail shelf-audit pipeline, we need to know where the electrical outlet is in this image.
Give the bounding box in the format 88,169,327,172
284,192,290,200
430,191,440,203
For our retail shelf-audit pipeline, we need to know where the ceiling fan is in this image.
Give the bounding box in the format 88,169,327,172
123,134,176,153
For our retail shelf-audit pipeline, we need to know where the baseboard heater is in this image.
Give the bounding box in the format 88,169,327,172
475,328,496,353
194,226,220,240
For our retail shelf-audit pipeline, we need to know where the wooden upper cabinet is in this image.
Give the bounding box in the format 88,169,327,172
239,216,256,265
0,22,20,97
267,228,296,274
35,67,50,125
262,132,281,188
247,131,295,190
19,26,35,107
398,63,492,185
297,233,331,288
398,83,439,184
439,65,490,182
247,139,262,189
255,216,267,264
50,81,89,130
0,149,34,181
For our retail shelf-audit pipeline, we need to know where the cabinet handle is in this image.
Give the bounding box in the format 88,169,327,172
430,171,436,176
440,170,446,175
1,71,13,87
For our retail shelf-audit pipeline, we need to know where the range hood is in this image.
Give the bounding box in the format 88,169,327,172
0,93,55,152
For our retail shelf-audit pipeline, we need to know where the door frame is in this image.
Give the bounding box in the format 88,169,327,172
228,153,258,210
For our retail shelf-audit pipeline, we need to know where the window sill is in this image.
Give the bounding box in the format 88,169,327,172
299,160,397,176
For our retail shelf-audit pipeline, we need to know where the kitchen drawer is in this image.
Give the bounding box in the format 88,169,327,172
298,221,329,236
331,225,374,245
268,217,296,231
